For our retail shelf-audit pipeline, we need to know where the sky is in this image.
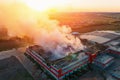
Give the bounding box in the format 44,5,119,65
0,0,120,12
69,0,120,12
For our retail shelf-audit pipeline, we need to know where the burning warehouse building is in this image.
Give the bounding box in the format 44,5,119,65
25,45,90,80
25,30,120,80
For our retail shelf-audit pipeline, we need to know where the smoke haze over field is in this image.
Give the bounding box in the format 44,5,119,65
0,1,84,59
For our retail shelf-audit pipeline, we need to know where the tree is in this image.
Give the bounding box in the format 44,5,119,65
0,26,8,39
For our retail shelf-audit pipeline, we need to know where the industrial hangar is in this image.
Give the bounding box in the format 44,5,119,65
25,31,120,80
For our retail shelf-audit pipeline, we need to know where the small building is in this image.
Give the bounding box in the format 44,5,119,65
80,31,120,44
105,38,120,57
80,31,120,56
94,54,114,69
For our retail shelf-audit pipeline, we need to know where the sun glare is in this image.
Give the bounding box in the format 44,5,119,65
24,0,66,11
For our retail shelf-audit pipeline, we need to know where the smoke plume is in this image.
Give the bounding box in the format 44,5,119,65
0,1,85,59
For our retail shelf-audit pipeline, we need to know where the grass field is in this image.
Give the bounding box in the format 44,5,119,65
49,12,120,33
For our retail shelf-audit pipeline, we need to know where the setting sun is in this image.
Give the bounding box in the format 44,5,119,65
23,0,67,12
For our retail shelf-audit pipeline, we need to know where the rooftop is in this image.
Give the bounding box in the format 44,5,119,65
53,52,88,69
95,54,114,64
106,58,120,79
29,45,88,69
85,31,120,39
80,31,120,44
80,34,110,44
106,37,120,52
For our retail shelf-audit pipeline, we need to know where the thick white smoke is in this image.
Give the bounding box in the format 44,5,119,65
0,1,85,59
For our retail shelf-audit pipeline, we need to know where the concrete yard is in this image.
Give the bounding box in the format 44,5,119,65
79,71,104,80
0,56,34,80
0,48,52,80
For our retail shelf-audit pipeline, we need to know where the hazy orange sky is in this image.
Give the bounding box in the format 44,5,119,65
0,0,120,12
